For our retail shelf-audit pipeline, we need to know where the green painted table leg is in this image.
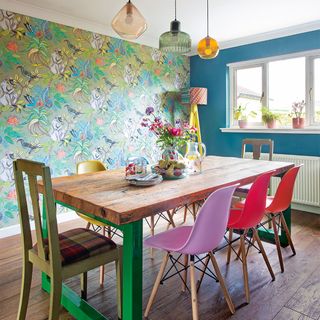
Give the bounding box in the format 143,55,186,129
257,205,291,248
279,205,290,247
122,220,143,320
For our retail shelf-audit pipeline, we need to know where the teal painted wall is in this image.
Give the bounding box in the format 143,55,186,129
0,9,190,229
190,30,320,157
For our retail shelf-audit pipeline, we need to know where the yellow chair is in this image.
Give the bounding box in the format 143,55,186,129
14,159,122,320
76,160,114,286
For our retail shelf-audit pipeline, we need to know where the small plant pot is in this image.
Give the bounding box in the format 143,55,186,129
266,120,276,129
292,118,304,129
238,120,248,129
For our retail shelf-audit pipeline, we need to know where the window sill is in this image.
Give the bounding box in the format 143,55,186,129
220,128,320,134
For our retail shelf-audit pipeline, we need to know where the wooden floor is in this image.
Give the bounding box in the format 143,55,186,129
0,210,319,320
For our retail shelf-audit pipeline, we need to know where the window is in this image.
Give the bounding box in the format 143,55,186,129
313,58,320,123
229,50,320,128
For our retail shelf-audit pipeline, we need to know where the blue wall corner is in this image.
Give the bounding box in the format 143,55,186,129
190,30,320,157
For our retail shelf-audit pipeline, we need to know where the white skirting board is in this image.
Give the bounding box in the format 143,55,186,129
0,210,78,239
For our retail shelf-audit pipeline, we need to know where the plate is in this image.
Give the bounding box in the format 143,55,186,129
126,173,163,187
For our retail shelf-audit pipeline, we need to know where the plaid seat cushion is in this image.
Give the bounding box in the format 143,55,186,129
34,228,117,266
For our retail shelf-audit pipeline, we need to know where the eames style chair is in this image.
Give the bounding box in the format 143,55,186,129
144,184,239,320
14,159,122,320
76,160,115,286
235,165,302,272
226,171,275,304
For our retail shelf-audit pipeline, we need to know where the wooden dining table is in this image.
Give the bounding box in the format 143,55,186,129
38,155,294,320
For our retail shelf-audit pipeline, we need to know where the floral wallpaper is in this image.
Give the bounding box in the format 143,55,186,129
0,9,190,229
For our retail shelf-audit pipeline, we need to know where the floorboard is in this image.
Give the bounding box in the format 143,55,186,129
0,210,319,320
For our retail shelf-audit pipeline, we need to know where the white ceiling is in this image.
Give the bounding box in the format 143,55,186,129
1,0,320,53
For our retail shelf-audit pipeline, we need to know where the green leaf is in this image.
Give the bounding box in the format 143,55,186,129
4,210,14,219
4,136,13,144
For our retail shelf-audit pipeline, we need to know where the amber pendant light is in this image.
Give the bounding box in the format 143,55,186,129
197,0,219,59
111,0,147,40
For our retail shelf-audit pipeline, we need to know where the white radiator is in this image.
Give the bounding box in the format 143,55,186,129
244,153,320,209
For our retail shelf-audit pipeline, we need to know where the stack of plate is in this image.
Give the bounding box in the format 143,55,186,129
126,173,163,186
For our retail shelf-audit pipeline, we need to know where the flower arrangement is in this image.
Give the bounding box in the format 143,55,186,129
141,106,196,150
290,100,305,118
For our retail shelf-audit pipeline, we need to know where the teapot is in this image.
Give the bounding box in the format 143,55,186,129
184,141,206,174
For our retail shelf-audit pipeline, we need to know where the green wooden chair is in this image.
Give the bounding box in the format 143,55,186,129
13,159,122,320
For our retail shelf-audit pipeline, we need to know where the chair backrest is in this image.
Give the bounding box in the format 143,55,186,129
76,160,106,174
238,171,274,228
241,139,274,161
266,165,302,213
178,184,239,255
13,159,61,269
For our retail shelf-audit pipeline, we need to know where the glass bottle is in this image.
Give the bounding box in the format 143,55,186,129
184,141,206,174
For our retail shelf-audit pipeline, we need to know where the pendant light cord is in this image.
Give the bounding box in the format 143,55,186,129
207,0,209,37
175,0,177,20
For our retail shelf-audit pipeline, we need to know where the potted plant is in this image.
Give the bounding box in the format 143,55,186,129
234,105,257,128
261,107,280,128
290,100,305,129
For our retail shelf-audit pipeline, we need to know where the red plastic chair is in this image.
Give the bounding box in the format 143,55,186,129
265,165,302,272
234,165,302,272
226,171,275,304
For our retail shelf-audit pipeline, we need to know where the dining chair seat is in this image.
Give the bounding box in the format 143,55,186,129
145,226,192,253
33,228,117,266
234,196,274,210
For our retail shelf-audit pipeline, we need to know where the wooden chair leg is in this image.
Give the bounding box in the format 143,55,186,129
116,251,123,320
253,229,275,281
150,215,155,258
279,212,296,255
271,215,284,272
182,254,189,292
209,252,235,314
183,205,188,223
192,203,197,222
48,276,62,320
80,272,88,300
227,229,233,264
17,260,33,320
197,254,210,292
167,210,176,229
107,225,112,238
144,253,169,318
240,234,250,304
189,257,199,320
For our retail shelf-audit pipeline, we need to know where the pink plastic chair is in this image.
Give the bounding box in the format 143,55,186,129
226,171,275,304
144,184,239,320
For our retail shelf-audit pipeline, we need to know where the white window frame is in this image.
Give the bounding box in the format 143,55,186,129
228,49,320,128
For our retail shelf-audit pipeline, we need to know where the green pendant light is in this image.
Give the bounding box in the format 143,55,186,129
159,0,191,54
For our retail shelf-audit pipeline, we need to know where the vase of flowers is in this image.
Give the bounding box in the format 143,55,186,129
141,106,196,179
291,100,305,129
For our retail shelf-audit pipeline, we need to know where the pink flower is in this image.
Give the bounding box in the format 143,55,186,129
7,116,18,125
7,189,16,199
56,83,65,93
96,118,104,125
57,150,66,159
95,58,104,66
170,127,182,136
7,41,18,52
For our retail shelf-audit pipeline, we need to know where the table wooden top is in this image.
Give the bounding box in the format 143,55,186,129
38,156,294,225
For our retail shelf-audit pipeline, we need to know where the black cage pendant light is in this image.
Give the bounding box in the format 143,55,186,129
159,0,191,54
197,0,219,59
